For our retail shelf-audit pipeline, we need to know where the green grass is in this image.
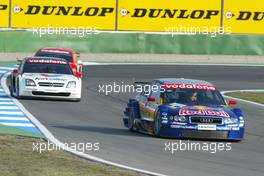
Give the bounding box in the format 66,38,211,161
226,92,264,104
0,135,145,176
0,124,44,138
0,61,17,67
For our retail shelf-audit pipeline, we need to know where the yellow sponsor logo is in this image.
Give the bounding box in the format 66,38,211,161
0,0,9,27
224,0,264,34
118,0,221,32
11,0,116,30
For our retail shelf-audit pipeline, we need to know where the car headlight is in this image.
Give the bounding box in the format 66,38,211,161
66,81,76,88
25,79,36,86
224,118,238,124
171,115,187,122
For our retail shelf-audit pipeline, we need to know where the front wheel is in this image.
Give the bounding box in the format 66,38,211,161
153,111,162,136
16,81,20,99
128,108,135,131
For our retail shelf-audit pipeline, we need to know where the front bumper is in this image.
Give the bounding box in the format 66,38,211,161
160,123,244,140
19,87,81,99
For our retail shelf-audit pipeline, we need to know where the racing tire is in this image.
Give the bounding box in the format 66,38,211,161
153,111,162,136
128,108,135,132
10,76,15,97
10,86,14,97
16,80,21,99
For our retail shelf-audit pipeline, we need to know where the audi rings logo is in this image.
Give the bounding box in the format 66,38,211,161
200,118,213,123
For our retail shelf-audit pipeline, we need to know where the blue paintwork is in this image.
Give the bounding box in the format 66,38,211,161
123,79,245,140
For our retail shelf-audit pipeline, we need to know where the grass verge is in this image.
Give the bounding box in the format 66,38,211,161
0,135,145,176
0,61,17,67
225,92,264,104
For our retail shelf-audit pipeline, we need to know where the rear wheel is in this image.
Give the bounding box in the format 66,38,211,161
153,111,161,136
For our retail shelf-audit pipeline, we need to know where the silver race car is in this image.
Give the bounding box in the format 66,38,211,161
10,57,82,101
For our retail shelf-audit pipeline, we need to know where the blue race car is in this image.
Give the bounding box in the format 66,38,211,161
123,78,244,141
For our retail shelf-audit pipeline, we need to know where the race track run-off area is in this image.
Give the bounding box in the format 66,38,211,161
11,65,264,176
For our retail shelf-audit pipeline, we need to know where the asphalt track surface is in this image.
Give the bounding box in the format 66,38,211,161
18,65,264,176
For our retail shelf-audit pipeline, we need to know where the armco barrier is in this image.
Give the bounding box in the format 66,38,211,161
0,31,264,55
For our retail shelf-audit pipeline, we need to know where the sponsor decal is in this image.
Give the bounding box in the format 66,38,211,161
223,0,264,34
232,127,240,131
170,125,195,129
40,49,71,54
11,0,116,29
35,77,67,81
164,84,216,90
239,124,244,127
217,126,230,130
162,120,168,124
179,109,230,118
40,74,63,78
27,59,67,64
118,0,221,32
198,124,216,131
0,0,9,27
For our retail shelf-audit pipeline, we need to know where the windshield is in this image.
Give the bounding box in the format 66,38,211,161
35,51,73,62
23,63,73,75
163,88,225,106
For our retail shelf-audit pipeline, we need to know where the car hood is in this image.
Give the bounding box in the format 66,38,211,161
164,103,236,118
22,73,76,82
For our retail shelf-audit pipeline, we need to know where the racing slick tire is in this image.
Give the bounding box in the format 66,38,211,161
16,81,21,99
153,111,162,136
128,107,135,132
10,76,15,97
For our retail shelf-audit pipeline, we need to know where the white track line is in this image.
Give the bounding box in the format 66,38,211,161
0,102,15,105
0,106,19,109
0,122,35,127
0,117,29,121
82,62,264,67
222,90,264,107
0,111,24,115
1,72,167,176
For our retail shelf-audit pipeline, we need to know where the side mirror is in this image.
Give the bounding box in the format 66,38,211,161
228,100,237,105
16,58,23,62
12,69,18,74
77,60,83,65
147,97,156,102
76,72,82,78
76,52,80,58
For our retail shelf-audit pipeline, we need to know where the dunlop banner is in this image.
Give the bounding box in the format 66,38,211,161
118,0,222,33
223,0,264,34
0,0,10,28
11,0,116,30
